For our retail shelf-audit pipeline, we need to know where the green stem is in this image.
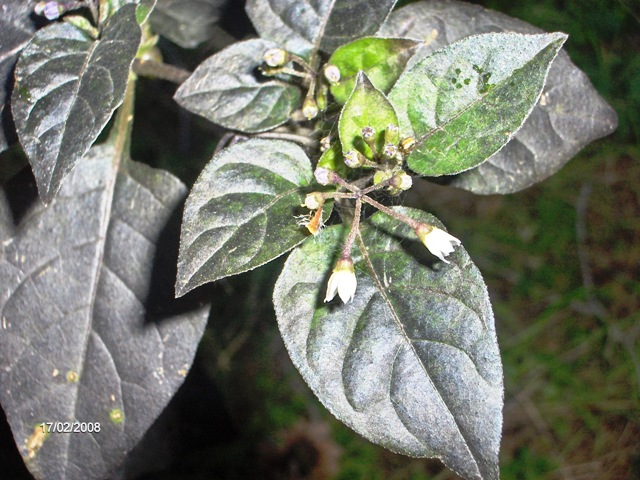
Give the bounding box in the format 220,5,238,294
132,59,191,84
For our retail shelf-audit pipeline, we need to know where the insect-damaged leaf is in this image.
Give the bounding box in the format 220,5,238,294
380,0,618,193
174,39,301,134
0,0,39,153
388,32,566,178
0,145,209,480
176,139,327,297
329,37,421,104
245,0,398,58
11,4,141,204
339,72,399,159
150,0,225,48
274,207,503,480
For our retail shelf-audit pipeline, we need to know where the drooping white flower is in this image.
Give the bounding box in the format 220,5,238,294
324,258,357,304
415,224,461,263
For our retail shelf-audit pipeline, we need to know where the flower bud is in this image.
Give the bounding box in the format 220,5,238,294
373,169,392,186
343,150,365,169
35,1,63,20
323,64,341,84
384,124,399,145
302,192,324,210
263,48,289,67
302,97,319,120
314,167,334,186
390,171,412,191
382,143,398,160
361,126,375,141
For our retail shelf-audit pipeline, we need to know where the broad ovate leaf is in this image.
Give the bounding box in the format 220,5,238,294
150,0,225,48
389,32,566,177
176,139,326,296
0,145,209,480
10,4,141,203
0,0,38,153
339,72,399,159
274,207,503,479
174,38,301,133
245,0,398,58
329,37,420,104
380,0,617,193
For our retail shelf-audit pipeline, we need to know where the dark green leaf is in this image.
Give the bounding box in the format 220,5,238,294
329,37,420,104
150,0,224,48
317,141,348,178
0,145,209,480
245,0,398,58
274,207,502,480
380,0,617,193
0,0,38,152
389,32,566,177
174,39,301,133
339,72,399,159
11,4,141,203
176,139,329,296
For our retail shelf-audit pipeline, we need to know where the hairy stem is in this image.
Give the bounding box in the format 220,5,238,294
132,59,191,84
363,195,421,230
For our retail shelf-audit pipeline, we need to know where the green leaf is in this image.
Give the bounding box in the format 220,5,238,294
317,141,348,178
11,4,141,203
176,139,330,297
136,0,157,24
0,144,209,480
380,0,617,193
329,37,421,104
339,72,399,159
245,0,398,58
150,0,224,48
0,0,38,153
274,207,503,480
174,38,301,134
388,32,566,177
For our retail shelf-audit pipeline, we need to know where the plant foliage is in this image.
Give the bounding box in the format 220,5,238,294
0,0,617,479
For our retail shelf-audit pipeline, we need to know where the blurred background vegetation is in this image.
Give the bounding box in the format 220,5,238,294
1,0,638,479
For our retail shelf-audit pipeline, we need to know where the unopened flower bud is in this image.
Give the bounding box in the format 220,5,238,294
384,124,399,145
361,126,375,141
382,143,398,160
323,64,341,84
390,171,412,191
302,192,324,210
35,1,63,20
324,258,357,303
343,150,365,169
415,224,461,263
302,97,319,120
263,48,289,67
314,167,334,185
373,169,392,185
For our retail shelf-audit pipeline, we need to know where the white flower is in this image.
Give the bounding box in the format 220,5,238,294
416,225,461,263
324,258,357,304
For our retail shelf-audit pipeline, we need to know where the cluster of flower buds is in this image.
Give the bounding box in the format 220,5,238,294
262,49,341,121
342,124,416,196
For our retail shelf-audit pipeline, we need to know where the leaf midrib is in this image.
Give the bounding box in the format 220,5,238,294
355,230,482,474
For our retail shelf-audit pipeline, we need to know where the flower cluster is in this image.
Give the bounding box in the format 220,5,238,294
301,124,463,304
